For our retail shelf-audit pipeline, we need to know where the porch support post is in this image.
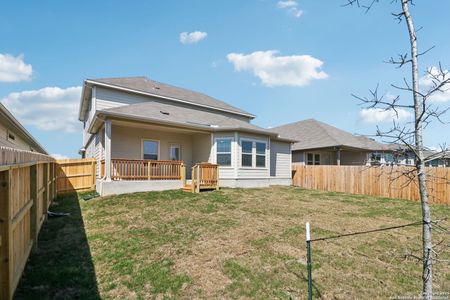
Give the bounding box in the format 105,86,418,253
105,119,112,181
337,148,341,166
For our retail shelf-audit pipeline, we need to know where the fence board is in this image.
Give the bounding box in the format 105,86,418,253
0,147,56,300
292,165,450,204
56,158,96,194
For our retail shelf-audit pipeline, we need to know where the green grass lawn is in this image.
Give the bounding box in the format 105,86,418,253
14,187,450,299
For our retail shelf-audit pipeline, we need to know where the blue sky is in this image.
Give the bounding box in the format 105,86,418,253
1,0,449,157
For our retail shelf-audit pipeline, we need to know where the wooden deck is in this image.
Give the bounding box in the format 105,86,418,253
101,159,219,193
184,163,219,193
101,159,185,181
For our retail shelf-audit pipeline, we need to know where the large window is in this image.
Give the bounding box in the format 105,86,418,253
307,153,320,165
216,138,232,166
143,140,159,160
256,142,266,167
241,141,253,167
169,144,181,161
240,140,267,168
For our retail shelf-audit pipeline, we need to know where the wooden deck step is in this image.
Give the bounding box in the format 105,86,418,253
182,184,193,192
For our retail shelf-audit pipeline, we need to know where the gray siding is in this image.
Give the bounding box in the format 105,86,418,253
192,133,212,164
270,141,291,178
0,121,35,151
340,151,368,165
110,125,194,171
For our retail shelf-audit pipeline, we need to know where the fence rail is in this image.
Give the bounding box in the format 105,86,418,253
0,147,57,300
292,165,450,204
101,159,184,181
56,158,96,194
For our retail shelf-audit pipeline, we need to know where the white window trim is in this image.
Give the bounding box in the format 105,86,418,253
7,130,16,144
141,139,160,160
169,143,182,161
215,137,233,167
239,138,268,169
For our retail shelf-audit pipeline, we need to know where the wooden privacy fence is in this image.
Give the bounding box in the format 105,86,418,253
0,147,57,300
292,165,450,204
56,158,96,194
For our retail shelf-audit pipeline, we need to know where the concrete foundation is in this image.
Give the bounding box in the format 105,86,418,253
219,178,292,188
97,179,183,196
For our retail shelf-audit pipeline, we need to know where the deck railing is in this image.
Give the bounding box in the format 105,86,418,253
101,159,184,181
191,163,219,192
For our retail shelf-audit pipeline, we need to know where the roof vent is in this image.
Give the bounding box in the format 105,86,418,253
160,111,170,115
153,86,160,90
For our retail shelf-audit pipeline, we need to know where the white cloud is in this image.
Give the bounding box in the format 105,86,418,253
51,153,69,160
227,50,328,87
277,0,303,18
179,31,207,44
1,86,82,133
419,66,450,102
0,53,33,82
359,108,412,123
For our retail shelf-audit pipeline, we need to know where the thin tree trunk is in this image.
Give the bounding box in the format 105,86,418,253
401,1,433,298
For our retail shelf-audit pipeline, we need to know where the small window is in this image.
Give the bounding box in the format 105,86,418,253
255,142,266,167
169,144,181,161
307,153,314,165
216,138,232,166
7,132,16,143
241,141,253,167
143,140,159,160
370,153,382,165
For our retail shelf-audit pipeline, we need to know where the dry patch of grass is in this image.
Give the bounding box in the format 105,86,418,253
16,187,450,299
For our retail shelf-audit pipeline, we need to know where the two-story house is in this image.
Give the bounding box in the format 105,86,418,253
79,77,294,196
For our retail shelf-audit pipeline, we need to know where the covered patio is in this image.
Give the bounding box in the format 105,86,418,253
97,119,218,195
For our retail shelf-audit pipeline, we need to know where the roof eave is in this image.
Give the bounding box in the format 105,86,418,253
0,103,48,154
89,110,293,142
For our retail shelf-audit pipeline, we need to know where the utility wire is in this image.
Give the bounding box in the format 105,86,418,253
310,221,424,242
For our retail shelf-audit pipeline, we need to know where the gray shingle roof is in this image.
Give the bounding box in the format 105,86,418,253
271,119,387,151
98,101,293,141
88,77,255,118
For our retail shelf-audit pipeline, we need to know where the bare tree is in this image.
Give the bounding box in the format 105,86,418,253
345,0,450,298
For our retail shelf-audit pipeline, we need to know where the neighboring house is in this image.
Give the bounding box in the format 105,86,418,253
424,150,450,168
0,103,47,154
79,77,294,196
271,119,395,166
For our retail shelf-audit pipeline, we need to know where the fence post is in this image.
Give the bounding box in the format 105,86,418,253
147,162,151,180
191,167,195,193
0,170,12,300
91,161,96,190
29,165,38,249
306,222,313,300
215,166,219,191
196,165,201,193
181,164,186,186
53,163,57,200
43,163,48,218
